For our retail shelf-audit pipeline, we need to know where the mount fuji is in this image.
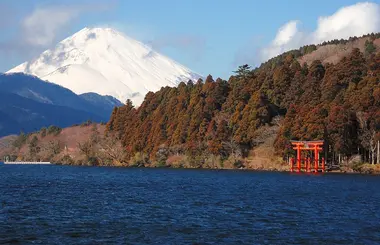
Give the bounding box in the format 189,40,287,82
7,27,202,106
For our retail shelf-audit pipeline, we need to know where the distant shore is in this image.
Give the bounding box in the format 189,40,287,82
49,160,380,175
2,153,379,175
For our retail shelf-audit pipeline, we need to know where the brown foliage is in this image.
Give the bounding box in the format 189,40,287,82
107,35,379,165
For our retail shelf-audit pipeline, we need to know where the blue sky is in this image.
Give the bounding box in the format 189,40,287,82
0,0,379,79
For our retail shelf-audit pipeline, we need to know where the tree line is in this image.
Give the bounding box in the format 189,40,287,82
106,37,380,167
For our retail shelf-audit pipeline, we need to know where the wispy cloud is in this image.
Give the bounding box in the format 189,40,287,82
22,2,116,47
22,5,83,47
259,2,380,63
0,1,116,67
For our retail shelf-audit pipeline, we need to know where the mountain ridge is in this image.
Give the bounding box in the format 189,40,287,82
7,27,202,106
0,73,122,117
0,72,124,136
0,91,105,137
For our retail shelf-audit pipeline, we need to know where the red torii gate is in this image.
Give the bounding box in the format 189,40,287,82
289,140,325,173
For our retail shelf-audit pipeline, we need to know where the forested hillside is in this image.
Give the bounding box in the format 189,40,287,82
106,34,380,167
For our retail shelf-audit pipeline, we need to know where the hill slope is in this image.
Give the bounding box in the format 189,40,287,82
105,34,380,166
298,35,380,65
0,92,104,137
0,73,122,118
7,27,202,106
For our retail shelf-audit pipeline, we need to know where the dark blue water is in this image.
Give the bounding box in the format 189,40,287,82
0,166,380,244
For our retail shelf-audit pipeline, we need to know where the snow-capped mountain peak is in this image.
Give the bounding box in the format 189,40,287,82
7,27,202,105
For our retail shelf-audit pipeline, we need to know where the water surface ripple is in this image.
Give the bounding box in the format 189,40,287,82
0,165,379,244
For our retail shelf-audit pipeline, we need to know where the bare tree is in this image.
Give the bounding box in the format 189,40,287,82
356,111,375,163
271,115,284,127
222,139,242,158
370,133,376,165
97,134,127,165
78,140,94,159
48,140,62,155
251,124,280,147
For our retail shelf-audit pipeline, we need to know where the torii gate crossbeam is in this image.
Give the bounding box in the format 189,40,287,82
289,140,325,173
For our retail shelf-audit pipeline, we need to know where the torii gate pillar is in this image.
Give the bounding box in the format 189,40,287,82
290,140,324,173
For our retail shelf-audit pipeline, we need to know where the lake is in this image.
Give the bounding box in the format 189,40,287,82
0,165,380,244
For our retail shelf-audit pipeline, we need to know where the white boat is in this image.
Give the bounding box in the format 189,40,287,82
3,161,51,165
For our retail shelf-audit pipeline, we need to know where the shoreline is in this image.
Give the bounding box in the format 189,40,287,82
46,162,380,175
2,161,379,175
2,156,379,175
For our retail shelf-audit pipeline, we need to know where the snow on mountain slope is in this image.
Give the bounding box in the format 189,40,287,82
7,27,202,106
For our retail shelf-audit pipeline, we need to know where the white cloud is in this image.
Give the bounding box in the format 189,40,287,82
272,21,300,46
21,2,116,47
260,2,380,62
313,2,380,43
260,21,305,62
22,6,81,46
0,1,116,72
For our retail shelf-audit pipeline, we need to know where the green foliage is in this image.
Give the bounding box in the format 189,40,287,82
365,40,376,56
155,145,169,166
300,45,317,55
48,140,62,155
90,124,100,144
29,135,40,156
40,127,47,137
60,155,74,165
81,120,93,127
47,125,62,136
87,156,99,166
130,152,150,167
13,132,28,149
233,159,245,169
233,64,252,79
